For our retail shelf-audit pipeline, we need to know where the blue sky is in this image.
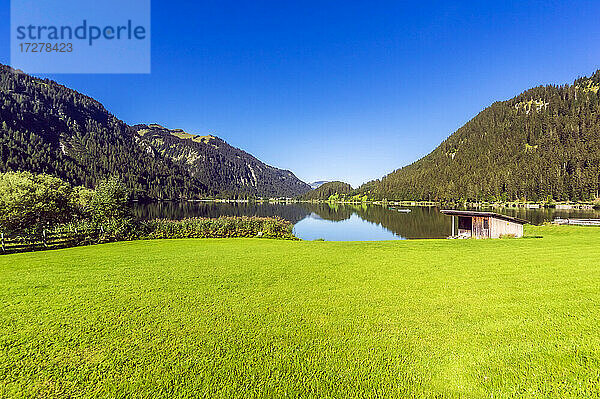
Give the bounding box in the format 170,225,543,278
1,1,599,187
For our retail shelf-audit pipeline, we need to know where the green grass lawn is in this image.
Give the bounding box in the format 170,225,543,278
1,225,599,398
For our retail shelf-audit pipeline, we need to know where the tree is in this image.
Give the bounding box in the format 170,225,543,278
70,185,95,220
89,176,131,224
0,171,72,234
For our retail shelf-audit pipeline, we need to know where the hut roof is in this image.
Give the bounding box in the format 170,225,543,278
440,210,529,225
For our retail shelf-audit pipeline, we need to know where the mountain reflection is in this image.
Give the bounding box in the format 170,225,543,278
132,201,600,240
132,201,310,225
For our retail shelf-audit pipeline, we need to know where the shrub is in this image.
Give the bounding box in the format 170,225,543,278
0,171,73,234
69,186,95,219
139,216,296,240
89,177,131,224
0,172,135,241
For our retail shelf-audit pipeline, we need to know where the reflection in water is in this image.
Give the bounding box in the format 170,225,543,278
301,203,353,222
132,202,600,240
353,205,450,239
293,213,403,241
132,201,310,224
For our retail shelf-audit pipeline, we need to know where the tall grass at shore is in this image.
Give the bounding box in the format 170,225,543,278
139,216,295,239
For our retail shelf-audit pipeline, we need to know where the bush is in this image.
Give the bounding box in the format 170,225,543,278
0,172,135,240
139,216,296,240
89,177,131,224
69,186,95,220
0,171,73,234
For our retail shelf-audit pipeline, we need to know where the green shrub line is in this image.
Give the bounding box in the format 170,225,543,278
138,216,296,240
0,216,297,254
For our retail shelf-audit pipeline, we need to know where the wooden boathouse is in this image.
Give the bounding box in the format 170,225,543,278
441,210,528,239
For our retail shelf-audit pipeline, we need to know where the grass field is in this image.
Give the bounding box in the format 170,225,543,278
1,225,599,398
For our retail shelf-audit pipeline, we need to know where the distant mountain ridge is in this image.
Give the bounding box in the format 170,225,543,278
309,181,329,189
0,64,310,198
360,71,600,202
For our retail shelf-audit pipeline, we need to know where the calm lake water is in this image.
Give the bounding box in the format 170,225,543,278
132,202,600,241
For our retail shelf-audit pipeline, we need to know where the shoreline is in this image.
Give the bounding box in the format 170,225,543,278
145,197,599,210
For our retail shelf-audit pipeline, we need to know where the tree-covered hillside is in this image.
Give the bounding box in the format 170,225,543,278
135,124,311,198
300,181,353,200
0,65,203,199
0,64,310,199
361,71,600,202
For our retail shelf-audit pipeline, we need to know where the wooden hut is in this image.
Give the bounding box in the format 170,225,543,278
441,210,528,239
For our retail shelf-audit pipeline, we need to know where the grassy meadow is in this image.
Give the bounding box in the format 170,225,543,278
1,225,599,398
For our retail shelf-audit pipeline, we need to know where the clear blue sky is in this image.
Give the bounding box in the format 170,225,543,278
1,1,599,187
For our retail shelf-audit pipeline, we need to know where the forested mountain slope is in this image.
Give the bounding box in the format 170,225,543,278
134,124,311,198
300,181,353,200
361,71,600,202
0,64,203,199
0,64,310,198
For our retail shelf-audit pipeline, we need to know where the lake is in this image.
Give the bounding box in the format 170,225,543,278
132,202,600,241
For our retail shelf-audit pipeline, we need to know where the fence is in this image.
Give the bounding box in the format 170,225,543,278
553,218,600,226
1,229,101,254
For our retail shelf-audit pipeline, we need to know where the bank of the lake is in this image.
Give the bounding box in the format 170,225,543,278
1,225,599,398
132,201,600,240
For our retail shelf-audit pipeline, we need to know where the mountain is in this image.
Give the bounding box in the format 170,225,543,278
0,64,310,198
0,65,202,199
133,124,311,198
309,180,329,190
361,71,600,202
301,181,353,200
